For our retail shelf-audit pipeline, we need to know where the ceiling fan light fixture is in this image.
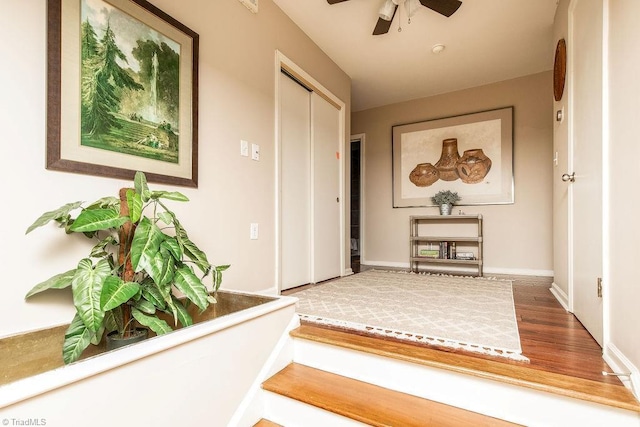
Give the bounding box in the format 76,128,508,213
406,0,420,17
378,0,396,21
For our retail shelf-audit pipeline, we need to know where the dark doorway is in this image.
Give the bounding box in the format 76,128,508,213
350,139,361,273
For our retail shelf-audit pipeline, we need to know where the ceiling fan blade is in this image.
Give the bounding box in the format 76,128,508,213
419,0,462,17
327,0,350,4
373,6,397,35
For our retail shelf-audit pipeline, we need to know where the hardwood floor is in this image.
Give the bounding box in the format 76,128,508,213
283,269,639,408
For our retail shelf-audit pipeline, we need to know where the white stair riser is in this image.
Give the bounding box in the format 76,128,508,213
293,338,640,427
263,390,369,427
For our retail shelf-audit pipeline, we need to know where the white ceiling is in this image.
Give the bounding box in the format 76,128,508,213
272,0,559,112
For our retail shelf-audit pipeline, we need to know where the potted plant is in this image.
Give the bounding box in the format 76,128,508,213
24,171,229,364
431,190,461,215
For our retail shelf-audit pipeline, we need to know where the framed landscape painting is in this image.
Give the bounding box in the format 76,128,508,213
47,0,199,187
392,107,514,207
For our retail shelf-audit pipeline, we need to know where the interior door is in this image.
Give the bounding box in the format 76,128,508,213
280,73,311,291
311,92,341,283
568,0,603,346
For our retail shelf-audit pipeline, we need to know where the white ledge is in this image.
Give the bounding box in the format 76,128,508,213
0,293,297,409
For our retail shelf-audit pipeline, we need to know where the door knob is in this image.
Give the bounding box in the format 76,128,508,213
562,172,575,182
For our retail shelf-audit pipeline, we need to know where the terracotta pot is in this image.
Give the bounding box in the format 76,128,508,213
409,162,439,187
456,149,492,184
435,138,461,181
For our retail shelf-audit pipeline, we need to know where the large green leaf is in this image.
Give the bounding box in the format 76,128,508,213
85,197,119,210
150,190,189,202
130,217,165,273
100,276,140,311
63,313,94,364
25,269,76,298
134,171,151,202
26,201,84,234
174,266,209,311
126,189,143,224
170,296,193,328
131,308,172,335
141,282,166,310
89,235,118,258
72,258,110,332
176,225,211,275
157,211,174,225
214,264,231,291
69,208,128,233
104,308,123,334
147,250,174,286
134,298,156,314
91,326,105,346
161,238,182,261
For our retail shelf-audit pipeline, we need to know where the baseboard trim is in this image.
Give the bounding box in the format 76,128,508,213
252,286,280,296
484,267,554,277
604,342,640,400
361,260,407,269
550,282,570,311
361,260,554,277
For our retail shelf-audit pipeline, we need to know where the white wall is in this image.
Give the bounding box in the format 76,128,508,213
607,0,640,389
0,0,350,338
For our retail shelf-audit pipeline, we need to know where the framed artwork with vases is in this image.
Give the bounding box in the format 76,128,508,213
392,107,514,208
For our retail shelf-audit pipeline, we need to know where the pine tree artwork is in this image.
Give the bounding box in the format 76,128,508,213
80,0,181,164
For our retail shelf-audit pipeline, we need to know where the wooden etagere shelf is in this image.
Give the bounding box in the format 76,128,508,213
409,214,483,276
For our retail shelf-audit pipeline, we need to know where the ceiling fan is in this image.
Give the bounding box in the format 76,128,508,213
327,0,462,35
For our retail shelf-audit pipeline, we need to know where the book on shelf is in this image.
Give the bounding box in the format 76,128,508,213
419,249,440,258
456,251,475,260
437,241,457,259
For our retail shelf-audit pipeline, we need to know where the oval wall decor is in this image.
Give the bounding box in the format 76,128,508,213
554,38,567,101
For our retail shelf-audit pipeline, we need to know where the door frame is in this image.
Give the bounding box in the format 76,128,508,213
274,50,347,292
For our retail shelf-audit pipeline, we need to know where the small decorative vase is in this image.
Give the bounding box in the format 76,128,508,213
439,204,452,215
409,162,439,187
435,138,461,181
456,148,492,184
106,328,149,351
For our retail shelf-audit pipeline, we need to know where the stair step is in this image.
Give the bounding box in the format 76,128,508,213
291,324,640,413
253,420,282,427
262,363,519,427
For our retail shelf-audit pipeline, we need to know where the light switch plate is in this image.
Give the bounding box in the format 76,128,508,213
240,140,249,157
251,143,260,161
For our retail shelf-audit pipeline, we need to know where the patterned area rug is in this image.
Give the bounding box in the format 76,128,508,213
294,269,528,361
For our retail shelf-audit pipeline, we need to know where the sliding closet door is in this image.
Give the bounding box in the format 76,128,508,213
311,93,341,283
280,73,311,290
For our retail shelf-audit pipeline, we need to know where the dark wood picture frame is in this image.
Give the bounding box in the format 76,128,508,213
47,0,199,187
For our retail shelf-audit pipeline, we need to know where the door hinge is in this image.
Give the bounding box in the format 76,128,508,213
597,277,603,298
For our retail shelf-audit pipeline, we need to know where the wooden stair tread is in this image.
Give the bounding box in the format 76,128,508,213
292,323,640,413
253,420,282,427
263,363,520,427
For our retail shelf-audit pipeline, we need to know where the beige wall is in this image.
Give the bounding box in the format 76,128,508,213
352,72,554,275
608,0,640,383
0,0,350,338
